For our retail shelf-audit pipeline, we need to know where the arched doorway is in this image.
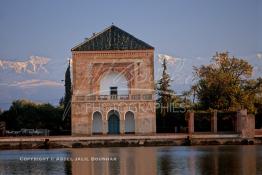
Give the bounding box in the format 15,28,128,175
125,111,135,133
108,110,120,134
92,111,103,134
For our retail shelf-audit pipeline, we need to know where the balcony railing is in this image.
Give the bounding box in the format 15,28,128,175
73,94,153,102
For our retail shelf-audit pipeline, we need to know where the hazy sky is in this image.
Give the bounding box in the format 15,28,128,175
0,0,261,109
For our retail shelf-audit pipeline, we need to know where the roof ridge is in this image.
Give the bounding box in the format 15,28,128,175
71,25,154,51
71,25,113,51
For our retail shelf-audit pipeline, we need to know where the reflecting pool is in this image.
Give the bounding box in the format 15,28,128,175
0,145,261,175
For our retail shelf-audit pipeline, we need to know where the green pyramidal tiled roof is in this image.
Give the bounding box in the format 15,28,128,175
71,25,154,51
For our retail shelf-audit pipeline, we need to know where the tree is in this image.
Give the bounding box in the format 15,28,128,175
157,57,173,117
63,60,72,130
194,52,262,112
59,97,64,107
0,99,63,131
181,90,194,109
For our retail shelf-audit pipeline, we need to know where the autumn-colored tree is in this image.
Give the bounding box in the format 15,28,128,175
194,52,262,112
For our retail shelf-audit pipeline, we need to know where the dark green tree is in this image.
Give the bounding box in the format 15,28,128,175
59,97,64,106
0,99,63,131
63,60,72,130
157,57,173,117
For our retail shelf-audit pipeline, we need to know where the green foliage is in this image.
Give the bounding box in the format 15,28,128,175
64,62,71,108
254,90,262,128
157,58,174,117
194,52,262,112
63,61,72,129
59,97,64,107
0,99,63,131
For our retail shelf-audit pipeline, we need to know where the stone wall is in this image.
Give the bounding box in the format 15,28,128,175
237,109,255,138
187,109,255,139
71,50,156,135
72,101,156,135
72,50,154,95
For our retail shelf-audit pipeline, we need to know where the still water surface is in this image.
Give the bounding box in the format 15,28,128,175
0,145,261,175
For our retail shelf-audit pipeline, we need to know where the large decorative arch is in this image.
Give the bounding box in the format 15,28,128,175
97,68,133,84
92,63,134,94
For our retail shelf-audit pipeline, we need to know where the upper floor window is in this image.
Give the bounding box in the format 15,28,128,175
110,87,118,96
100,72,128,95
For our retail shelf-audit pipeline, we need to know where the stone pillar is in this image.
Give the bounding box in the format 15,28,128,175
237,109,247,133
135,113,142,134
152,114,156,133
188,111,194,134
120,120,125,134
102,119,108,135
211,110,217,133
237,109,255,139
102,111,108,134
243,114,255,138
120,112,125,134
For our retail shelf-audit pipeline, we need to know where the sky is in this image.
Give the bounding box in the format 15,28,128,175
0,0,261,110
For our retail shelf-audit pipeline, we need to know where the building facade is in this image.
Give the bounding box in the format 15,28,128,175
71,25,156,135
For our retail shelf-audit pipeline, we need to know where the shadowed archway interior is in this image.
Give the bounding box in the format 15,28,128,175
125,111,135,133
92,111,103,134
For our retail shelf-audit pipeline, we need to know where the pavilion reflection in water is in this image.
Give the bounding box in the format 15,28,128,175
71,147,157,175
